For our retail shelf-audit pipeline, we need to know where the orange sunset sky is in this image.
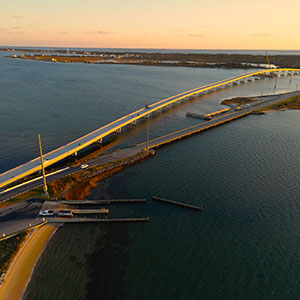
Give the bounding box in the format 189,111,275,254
1,0,300,49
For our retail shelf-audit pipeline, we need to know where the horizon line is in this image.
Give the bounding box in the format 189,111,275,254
1,45,300,52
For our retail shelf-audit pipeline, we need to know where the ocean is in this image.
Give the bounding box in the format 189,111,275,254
1,50,300,299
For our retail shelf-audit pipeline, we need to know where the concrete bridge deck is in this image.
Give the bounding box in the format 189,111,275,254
1,68,299,189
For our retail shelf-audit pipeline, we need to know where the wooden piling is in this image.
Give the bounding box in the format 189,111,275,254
152,196,203,211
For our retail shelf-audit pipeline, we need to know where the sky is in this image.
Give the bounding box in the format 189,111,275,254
1,0,300,49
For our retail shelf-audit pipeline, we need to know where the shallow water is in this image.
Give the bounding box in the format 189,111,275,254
3,52,300,299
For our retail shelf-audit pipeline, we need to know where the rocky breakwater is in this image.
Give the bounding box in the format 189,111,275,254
49,150,156,200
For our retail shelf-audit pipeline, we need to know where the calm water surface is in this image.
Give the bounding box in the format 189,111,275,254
2,52,300,299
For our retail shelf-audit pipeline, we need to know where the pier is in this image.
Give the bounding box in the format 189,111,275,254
186,112,212,121
152,196,203,211
48,217,150,223
72,209,109,214
62,199,146,205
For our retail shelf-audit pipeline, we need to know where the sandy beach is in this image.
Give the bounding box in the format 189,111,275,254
0,225,57,300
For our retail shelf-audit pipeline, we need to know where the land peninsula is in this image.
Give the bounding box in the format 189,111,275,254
3,48,300,69
221,94,300,112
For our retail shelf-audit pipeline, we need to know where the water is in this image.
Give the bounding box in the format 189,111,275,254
2,51,300,299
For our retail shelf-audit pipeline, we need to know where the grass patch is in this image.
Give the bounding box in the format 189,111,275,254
0,230,29,276
221,97,257,106
0,187,46,209
259,95,300,111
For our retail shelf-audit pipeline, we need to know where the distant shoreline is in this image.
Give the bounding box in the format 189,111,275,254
3,48,300,69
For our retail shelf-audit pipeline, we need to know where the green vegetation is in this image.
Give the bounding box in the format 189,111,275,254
0,187,46,209
221,97,257,106
0,231,29,276
259,95,300,111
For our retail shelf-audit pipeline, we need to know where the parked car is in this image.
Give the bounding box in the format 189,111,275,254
80,164,89,169
39,210,55,216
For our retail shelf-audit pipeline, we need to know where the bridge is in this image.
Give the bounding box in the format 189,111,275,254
1,68,300,189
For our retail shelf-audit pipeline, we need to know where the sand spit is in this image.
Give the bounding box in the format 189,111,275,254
0,225,57,300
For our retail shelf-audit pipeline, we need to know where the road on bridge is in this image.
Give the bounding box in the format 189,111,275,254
1,90,299,203
0,68,299,189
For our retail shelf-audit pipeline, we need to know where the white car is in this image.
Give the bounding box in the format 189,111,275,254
39,210,55,216
80,164,89,169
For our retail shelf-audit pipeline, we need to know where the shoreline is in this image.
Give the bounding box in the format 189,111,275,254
2,48,300,69
0,225,58,300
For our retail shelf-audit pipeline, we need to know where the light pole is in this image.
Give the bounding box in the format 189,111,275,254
273,77,278,95
38,134,49,198
146,115,149,154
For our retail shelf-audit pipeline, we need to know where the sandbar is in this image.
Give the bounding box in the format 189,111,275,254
0,225,57,300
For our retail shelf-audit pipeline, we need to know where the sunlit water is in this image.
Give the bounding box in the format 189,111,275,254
2,51,300,299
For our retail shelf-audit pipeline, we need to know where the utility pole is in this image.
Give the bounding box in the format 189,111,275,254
274,77,277,94
146,115,150,154
265,51,271,69
38,134,48,197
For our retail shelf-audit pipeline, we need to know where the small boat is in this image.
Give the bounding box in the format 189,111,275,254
57,209,73,217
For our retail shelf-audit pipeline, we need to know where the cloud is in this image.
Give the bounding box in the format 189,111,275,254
11,26,22,29
59,31,70,35
13,16,24,19
144,32,149,35
250,33,272,37
86,30,112,35
176,29,185,32
188,33,204,38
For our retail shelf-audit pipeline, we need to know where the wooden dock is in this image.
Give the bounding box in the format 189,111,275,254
72,208,109,214
152,196,203,211
62,199,146,205
48,217,150,223
186,112,211,120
